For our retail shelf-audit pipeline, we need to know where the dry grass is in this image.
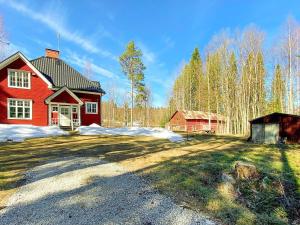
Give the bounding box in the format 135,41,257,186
0,133,299,224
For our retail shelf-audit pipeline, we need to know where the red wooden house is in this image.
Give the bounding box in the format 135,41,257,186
0,49,105,128
168,110,225,133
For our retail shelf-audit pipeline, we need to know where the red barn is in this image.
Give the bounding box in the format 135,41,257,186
250,112,300,144
0,49,105,129
168,110,225,133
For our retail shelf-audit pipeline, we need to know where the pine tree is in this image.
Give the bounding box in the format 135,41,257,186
119,41,146,127
189,48,204,110
271,64,285,112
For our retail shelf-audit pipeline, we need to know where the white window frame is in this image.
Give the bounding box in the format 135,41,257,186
72,106,78,113
7,98,32,120
85,102,98,114
8,69,31,89
52,105,58,112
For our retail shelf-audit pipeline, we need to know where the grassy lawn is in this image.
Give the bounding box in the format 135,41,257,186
0,134,299,224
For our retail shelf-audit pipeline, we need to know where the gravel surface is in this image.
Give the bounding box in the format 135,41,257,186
0,157,216,225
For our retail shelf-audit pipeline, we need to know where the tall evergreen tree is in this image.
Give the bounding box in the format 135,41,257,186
119,41,146,127
271,64,285,112
189,48,204,110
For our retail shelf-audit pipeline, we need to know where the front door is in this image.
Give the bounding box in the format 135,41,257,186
59,106,71,126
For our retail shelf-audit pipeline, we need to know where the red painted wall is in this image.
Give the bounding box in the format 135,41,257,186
186,119,218,132
169,111,219,132
51,91,79,104
169,111,187,130
76,93,102,126
0,58,53,126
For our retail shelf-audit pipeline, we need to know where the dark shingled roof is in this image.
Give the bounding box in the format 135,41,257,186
30,56,105,94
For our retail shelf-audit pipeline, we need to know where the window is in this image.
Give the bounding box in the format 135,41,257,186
8,99,32,119
72,107,78,113
85,102,97,114
52,106,58,112
8,70,31,89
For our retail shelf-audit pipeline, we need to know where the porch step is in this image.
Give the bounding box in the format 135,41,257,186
60,126,76,131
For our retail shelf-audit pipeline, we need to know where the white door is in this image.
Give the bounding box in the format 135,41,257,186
264,124,279,144
59,107,71,126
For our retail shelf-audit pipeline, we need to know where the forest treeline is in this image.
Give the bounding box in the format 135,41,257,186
167,17,300,134
103,17,300,133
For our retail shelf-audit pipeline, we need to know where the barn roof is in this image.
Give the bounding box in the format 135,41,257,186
179,110,225,121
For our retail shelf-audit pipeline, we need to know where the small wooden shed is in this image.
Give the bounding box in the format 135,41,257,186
168,110,225,133
250,112,300,144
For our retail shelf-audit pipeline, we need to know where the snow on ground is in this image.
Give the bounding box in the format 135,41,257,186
0,124,68,142
77,124,184,142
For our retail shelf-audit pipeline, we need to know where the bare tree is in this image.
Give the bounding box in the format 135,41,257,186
0,15,9,61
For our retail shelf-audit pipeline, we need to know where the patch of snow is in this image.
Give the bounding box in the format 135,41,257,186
89,123,101,128
0,124,68,142
77,126,184,142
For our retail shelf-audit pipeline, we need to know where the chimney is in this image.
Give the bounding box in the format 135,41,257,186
45,48,60,59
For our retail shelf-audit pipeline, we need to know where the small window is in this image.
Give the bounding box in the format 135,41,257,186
8,70,31,89
8,99,32,120
72,107,78,113
52,106,58,112
85,102,98,114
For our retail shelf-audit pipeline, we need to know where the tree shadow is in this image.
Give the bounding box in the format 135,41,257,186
0,157,213,225
278,144,300,223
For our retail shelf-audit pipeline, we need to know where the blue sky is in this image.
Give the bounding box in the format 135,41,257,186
1,0,300,106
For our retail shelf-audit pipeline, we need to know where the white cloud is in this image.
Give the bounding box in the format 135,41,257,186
2,0,117,61
137,42,156,64
65,50,117,79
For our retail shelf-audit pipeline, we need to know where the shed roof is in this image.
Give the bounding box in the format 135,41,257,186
177,110,225,121
250,112,300,123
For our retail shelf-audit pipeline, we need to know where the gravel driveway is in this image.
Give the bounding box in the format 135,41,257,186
0,157,215,225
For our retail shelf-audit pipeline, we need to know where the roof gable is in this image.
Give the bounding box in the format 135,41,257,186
31,56,105,94
45,86,83,105
0,52,52,88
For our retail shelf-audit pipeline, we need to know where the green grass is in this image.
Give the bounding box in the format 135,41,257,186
143,135,300,225
0,133,299,224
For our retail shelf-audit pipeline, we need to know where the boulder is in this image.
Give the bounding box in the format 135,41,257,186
221,172,236,184
234,161,259,180
219,173,237,199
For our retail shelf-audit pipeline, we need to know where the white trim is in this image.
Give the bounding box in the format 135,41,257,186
85,101,98,114
50,102,81,106
7,98,32,120
78,105,81,126
0,52,52,88
48,103,52,125
7,69,31,89
45,86,84,105
50,88,104,96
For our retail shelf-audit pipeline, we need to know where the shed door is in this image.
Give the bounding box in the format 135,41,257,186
252,124,264,143
264,123,279,144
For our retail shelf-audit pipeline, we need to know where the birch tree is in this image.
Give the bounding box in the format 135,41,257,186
0,15,9,61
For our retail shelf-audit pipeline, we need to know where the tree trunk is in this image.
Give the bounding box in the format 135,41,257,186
131,77,134,127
